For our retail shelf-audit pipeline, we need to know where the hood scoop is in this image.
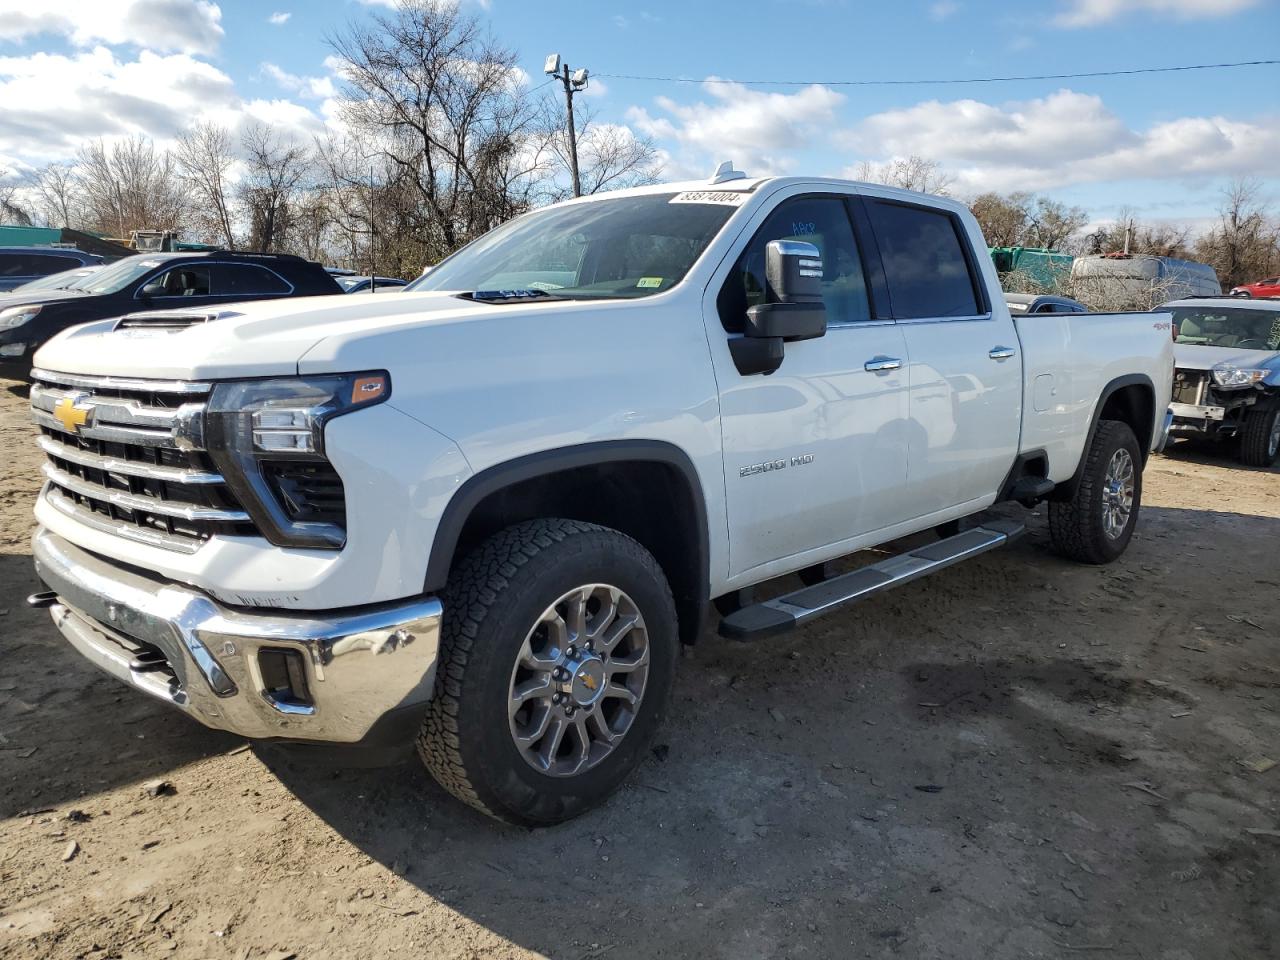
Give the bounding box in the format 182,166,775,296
113,309,244,332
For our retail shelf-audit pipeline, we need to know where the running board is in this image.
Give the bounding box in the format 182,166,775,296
718,519,1025,640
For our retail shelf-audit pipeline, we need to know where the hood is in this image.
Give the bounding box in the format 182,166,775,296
31,290,530,381
1174,342,1280,376
0,288,90,308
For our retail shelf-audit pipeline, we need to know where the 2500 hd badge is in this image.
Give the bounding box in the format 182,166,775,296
740,453,815,478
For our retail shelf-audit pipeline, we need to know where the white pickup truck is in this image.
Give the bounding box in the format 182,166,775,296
27,167,1174,825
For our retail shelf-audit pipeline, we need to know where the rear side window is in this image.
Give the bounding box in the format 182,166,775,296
215,263,291,295
718,195,872,331
865,201,982,319
0,252,79,277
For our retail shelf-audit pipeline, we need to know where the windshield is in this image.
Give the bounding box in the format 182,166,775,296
1171,306,1280,351
416,193,739,300
13,266,101,292
77,255,167,295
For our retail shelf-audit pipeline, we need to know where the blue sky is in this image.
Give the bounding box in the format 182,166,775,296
2,0,1278,229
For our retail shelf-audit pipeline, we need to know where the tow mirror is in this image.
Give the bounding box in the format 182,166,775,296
730,240,827,375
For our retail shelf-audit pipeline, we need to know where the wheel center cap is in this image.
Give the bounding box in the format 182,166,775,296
570,657,606,707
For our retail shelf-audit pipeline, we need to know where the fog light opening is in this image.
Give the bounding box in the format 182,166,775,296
258,648,314,710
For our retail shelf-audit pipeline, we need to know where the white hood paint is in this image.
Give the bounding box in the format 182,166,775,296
31,291,517,380
1174,342,1280,373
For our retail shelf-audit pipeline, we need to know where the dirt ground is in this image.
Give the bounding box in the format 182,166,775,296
0,377,1277,960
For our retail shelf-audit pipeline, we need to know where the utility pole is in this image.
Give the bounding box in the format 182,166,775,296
368,162,376,293
545,54,589,197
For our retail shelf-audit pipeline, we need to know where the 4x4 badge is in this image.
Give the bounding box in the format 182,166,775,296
53,394,94,434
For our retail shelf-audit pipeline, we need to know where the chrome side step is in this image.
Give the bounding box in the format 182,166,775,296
718,519,1025,640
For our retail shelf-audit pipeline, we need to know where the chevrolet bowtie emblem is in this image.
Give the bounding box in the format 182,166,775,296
579,673,598,691
53,394,94,434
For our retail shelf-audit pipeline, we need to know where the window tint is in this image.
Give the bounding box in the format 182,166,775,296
866,201,981,319
0,252,79,276
718,195,871,331
149,265,212,297
216,263,290,295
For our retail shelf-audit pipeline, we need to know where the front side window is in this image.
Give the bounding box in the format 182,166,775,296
866,201,982,319
149,265,212,297
1171,307,1280,351
718,195,871,332
417,193,737,300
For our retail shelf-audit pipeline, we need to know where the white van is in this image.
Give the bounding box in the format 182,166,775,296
1072,254,1221,307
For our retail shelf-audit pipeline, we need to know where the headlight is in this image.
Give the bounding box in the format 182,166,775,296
206,372,390,549
1211,362,1268,390
0,304,41,329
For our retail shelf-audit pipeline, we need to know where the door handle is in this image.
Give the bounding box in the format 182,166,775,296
864,356,902,373
989,346,1016,361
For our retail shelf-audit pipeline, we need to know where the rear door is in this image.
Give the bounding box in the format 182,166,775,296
858,194,1022,515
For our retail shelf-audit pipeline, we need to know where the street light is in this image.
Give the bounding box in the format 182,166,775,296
545,53,589,198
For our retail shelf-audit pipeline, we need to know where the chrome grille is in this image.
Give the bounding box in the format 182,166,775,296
30,367,257,553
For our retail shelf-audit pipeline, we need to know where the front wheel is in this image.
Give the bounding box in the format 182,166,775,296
1048,420,1143,564
1239,406,1280,467
417,519,678,826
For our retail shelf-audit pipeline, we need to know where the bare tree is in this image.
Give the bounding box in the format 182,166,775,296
174,122,238,248
1080,210,1192,259
1025,196,1087,250
535,100,661,199
77,136,185,238
1194,177,1280,290
970,192,1032,247
328,0,541,261
0,169,32,225
238,121,310,252
853,155,954,196
30,162,82,228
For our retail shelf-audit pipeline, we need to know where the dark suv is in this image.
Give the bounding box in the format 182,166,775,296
0,251,341,379
0,247,103,292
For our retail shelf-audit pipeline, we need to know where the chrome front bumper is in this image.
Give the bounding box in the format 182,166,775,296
32,528,442,743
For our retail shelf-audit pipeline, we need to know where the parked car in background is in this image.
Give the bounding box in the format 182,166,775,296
336,276,409,294
1073,254,1221,306
0,251,341,379
1230,277,1280,299
0,247,103,292
1004,293,1087,315
1164,297,1280,466
8,264,103,293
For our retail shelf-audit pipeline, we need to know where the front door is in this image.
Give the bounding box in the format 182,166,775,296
858,194,1022,514
708,192,913,579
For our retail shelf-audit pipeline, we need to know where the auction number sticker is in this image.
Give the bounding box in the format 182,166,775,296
669,191,747,205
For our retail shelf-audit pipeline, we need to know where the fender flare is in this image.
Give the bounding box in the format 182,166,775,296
423,439,711,608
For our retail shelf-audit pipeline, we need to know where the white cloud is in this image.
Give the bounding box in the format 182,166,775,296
844,89,1280,193
627,80,844,176
0,47,324,170
929,1,960,20
262,62,336,100
0,0,224,55
268,11,291,25
1054,0,1259,27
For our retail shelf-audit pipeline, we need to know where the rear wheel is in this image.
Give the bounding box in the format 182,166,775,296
417,518,678,826
1239,406,1280,467
1048,420,1143,564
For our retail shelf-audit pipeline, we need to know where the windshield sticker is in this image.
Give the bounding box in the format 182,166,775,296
636,277,663,289
669,191,748,206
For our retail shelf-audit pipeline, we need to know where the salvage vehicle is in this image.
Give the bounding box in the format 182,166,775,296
1165,297,1280,466
26,167,1174,825
0,251,341,378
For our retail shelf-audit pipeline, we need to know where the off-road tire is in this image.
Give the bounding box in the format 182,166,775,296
417,518,678,826
1048,420,1143,564
1238,406,1280,468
